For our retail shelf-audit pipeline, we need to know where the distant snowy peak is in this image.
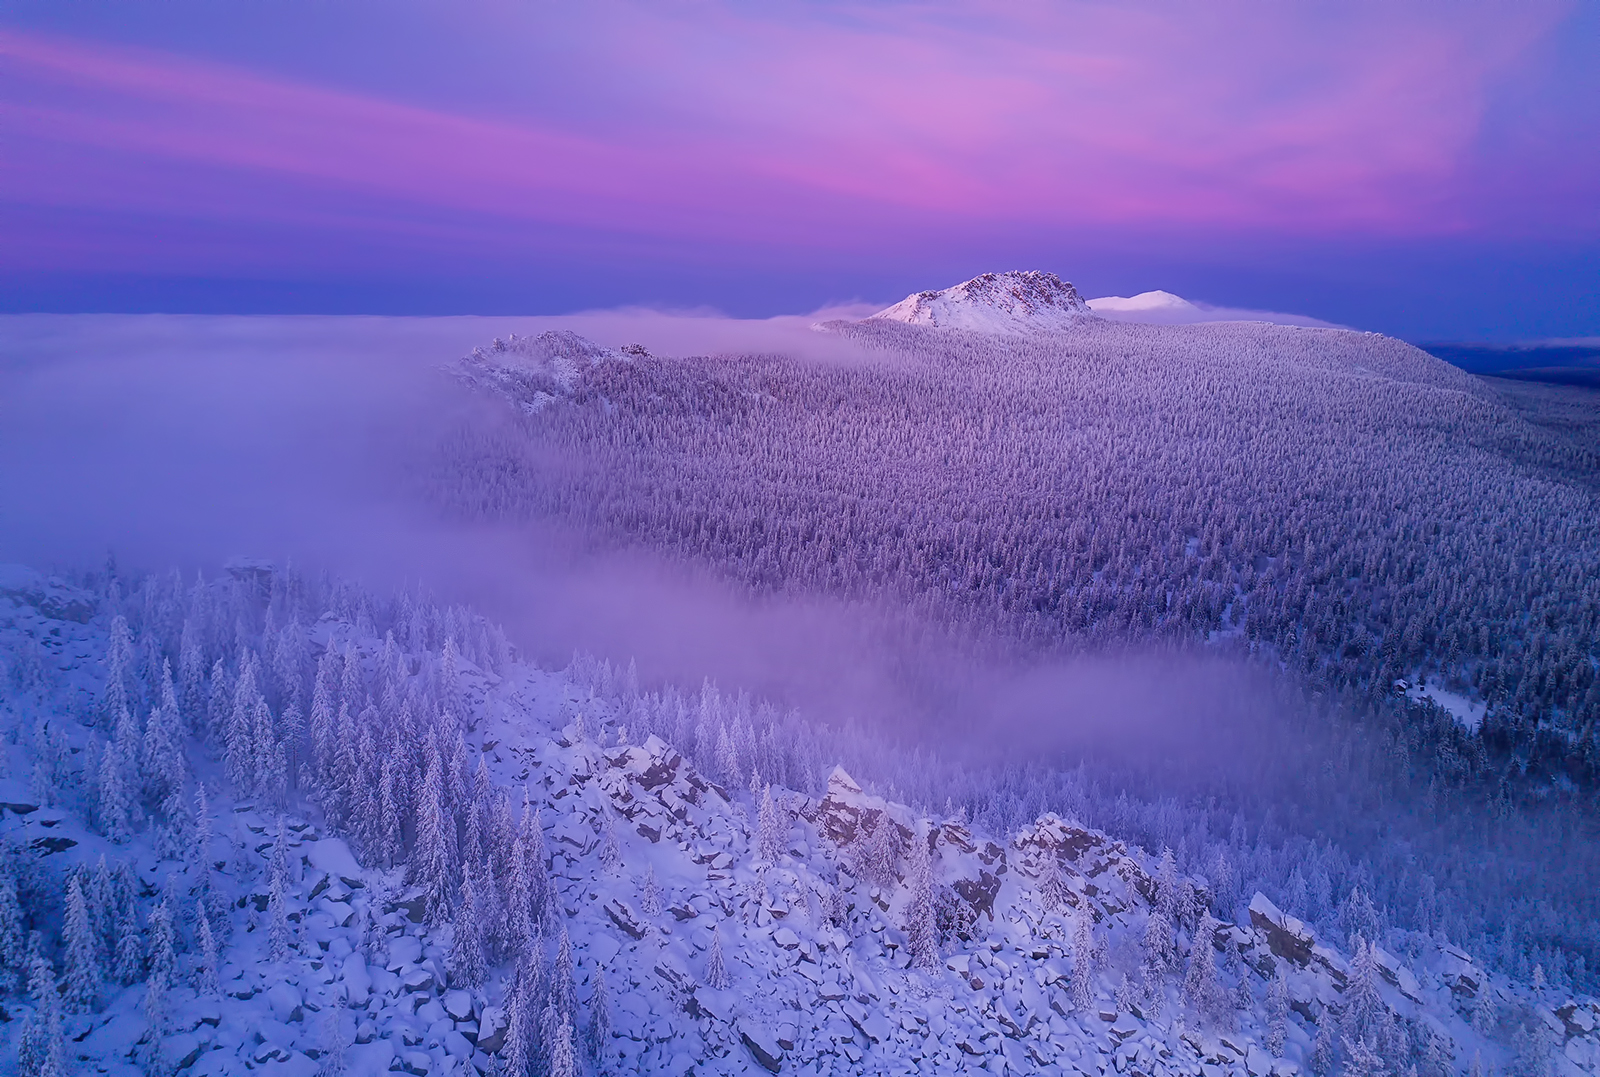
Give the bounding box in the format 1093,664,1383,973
1088,290,1344,329
870,271,1095,333
1087,290,1199,315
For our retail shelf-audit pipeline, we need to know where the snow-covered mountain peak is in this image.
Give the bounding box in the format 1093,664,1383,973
869,271,1095,333
453,330,643,413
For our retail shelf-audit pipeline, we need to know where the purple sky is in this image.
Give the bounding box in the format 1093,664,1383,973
2,2,1596,338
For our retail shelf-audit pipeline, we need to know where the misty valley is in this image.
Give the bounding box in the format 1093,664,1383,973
1,274,1598,1077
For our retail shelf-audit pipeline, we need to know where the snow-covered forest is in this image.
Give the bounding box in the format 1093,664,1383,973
430,320,1600,983
0,559,1594,1077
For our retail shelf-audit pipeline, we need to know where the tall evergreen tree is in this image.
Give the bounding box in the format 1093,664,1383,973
1070,912,1098,1012
904,824,939,971
62,875,100,1011
704,924,732,990
18,941,65,1077
587,962,613,1071
449,871,487,989
1266,969,1291,1055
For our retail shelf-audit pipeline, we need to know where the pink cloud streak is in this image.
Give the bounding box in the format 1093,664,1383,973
0,0,1588,278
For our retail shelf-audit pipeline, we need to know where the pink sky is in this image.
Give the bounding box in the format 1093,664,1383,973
0,1,1595,330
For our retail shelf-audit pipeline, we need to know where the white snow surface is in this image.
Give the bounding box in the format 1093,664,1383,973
0,565,1584,1077
1406,683,1489,734
1087,292,1344,329
870,271,1095,334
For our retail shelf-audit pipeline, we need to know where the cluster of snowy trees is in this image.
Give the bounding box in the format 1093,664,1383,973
434,322,1600,780
2,564,616,1075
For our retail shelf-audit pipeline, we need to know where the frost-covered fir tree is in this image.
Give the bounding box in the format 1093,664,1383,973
0,855,25,990
903,824,939,971
62,874,100,1011
1037,850,1071,913
549,1013,578,1077
1183,915,1223,1026
197,911,221,996
1069,912,1097,1012
18,941,65,1077
148,897,176,983
757,784,785,864
449,871,487,989
1341,1035,1384,1077
587,962,613,1071
146,660,186,801
318,996,348,1077
410,735,459,927
1312,1019,1336,1077
269,869,292,962
704,924,732,990
552,927,577,1023
1343,937,1387,1045
639,863,663,918
114,904,145,985
1266,968,1290,1055
600,810,621,872
1143,907,1178,982
1472,983,1497,1035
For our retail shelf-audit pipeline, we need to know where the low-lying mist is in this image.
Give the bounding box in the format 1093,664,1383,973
0,312,1299,802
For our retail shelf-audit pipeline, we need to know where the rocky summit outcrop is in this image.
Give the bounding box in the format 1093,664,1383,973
869,270,1096,334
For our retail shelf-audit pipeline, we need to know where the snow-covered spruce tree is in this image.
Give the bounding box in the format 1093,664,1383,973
704,924,732,990
142,969,168,1068
600,811,621,873
904,825,940,971
18,941,65,1077
1342,937,1388,1046
0,854,25,990
757,784,784,864
587,962,613,1071
145,660,186,801
548,1013,578,1077
225,651,260,791
148,896,177,983
639,863,663,918
1143,907,1178,982
1037,850,1071,913
1069,912,1098,1012
269,869,292,962
503,966,534,1077
1472,983,1497,1036
196,911,221,996
114,904,145,985
551,927,577,1023
62,874,100,1011
449,870,487,989
1312,1018,1337,1077
410,733,460,927
1341,1035,1384,1077
1182,915,1223,1027
1266,968,1291,1055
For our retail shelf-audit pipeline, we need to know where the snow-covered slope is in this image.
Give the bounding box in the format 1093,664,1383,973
869,271,1095,333
1086,291,1343,329
0,561,1587,1077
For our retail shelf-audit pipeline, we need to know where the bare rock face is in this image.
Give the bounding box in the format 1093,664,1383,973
1249,892,1316,966
869,271,1095,334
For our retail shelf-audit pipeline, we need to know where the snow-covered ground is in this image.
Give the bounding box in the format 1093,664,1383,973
0,561,1585,1077
1404,685,1488,734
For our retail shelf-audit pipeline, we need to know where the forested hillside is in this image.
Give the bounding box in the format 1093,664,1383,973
0,561,1590,1077
436,320,1600,773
